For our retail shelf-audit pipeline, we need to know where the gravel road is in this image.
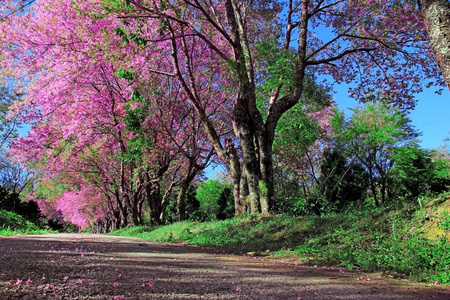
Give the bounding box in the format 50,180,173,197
0,233,449,299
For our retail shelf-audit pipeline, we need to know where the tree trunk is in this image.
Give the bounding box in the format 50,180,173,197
225,138,246,216
114,190,128,227
176,181,188,222
236,110,261,214
259,135,275,215
239,167,250,213
146,182,162,225
419,0,450,89
368,169,379,207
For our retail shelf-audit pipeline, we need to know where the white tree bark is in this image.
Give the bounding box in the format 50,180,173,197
419,0,450,90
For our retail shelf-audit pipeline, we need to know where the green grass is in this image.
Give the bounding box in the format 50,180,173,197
0,209,54,236
111,192,450,285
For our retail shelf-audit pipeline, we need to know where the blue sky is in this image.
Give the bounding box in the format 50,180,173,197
408,89,450,149
333,85,449,150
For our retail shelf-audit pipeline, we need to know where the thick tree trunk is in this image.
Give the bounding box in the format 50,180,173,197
235,106,261,215
419,0,450,89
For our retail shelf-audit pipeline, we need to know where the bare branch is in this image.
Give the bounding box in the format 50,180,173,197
306,47,377,66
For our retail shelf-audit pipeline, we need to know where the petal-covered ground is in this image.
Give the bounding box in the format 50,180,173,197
0,234,449,299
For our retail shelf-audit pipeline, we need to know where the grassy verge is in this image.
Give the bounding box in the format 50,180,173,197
110,192,450,285
0,209,54,236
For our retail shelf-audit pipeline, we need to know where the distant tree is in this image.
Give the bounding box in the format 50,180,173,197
0,84,38,221
333,101,420,206
0,84,20,148
0,84,31,193
182,185,201,221
270,76,334,214
0,185,20,212
392,146,450,198
318,148,369,213
0,159,32,194
195,179,232,221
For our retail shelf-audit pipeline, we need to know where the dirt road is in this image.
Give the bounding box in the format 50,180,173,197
0,233,449,299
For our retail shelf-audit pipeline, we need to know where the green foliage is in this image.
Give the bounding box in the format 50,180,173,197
271,76,333,215
330,101,421,205
122,89,154,163
392,147,450,198
216,187,234,220
195,179,233,221
274,106,321,152
255,39,296,101
164,185,205,223
184,185,202,220
439,212,450,231
337,101,419,154
116,67,139,81
258,180,268,196
0,209,52,236
314,148,369,213
103,0,135,12
0,186,41,222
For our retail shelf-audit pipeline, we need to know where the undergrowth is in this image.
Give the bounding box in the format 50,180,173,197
111,192,450,285
0,209,54,236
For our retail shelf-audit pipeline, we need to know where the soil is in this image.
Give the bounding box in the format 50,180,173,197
0,233,449,299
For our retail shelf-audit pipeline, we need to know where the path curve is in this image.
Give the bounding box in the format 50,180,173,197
0,233,449,299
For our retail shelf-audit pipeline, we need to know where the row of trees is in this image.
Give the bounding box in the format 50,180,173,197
0,0,449,231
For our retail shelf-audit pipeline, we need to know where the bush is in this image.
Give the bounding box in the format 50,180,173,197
195,179,233,221
391,147,450,199
0,186,42,223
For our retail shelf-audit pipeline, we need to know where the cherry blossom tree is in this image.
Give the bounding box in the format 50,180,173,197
0,1,144,226
100,0,443,215
1,0,218,225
